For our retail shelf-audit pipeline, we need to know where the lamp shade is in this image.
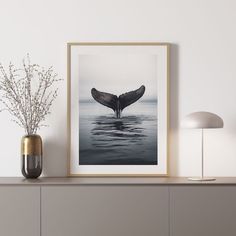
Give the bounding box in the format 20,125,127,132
181,111,224,129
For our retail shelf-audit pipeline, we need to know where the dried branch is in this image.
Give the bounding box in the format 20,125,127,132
0,56,61,134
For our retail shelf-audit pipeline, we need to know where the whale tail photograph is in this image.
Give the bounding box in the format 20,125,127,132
78,54,158,165
68,43,169,175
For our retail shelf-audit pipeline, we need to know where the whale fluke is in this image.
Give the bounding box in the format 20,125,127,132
119,85,145,110
91,88,118,111
91,85,145,118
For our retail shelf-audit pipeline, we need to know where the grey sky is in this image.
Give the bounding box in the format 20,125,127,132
78,54,157,101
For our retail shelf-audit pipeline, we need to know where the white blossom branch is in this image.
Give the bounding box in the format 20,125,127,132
0,56,61,134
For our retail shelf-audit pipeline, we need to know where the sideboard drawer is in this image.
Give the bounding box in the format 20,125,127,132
170,186,236,236
41,186,169,236
0,186,40,236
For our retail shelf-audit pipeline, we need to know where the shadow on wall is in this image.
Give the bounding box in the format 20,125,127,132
43,137,67,177
169,43,180,176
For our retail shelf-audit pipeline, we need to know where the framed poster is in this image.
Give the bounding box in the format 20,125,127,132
67,42,169,176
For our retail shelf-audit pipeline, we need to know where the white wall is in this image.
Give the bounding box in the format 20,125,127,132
0,0,235,177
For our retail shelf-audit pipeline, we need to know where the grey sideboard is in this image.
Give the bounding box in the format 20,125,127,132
1,177,236,236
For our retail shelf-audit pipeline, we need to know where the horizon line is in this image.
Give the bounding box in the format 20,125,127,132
79,99,157,103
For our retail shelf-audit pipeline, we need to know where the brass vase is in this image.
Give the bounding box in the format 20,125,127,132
21,134,43,179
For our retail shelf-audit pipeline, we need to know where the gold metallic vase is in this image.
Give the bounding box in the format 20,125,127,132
21,134,42,178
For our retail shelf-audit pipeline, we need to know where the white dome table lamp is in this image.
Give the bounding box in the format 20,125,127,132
181,112,224,181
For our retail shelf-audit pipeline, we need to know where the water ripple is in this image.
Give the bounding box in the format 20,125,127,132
91,115,149,148
79,102,158,165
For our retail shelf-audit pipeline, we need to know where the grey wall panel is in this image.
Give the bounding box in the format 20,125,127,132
170,186,236,236
42,186,169,236
0,186,40,236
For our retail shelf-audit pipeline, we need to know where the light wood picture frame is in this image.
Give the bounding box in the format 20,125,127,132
67,42,169,176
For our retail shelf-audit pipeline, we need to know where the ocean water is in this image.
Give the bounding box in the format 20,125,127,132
79,101,157,165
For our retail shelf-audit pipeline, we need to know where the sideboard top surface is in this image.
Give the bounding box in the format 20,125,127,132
1,177,236,186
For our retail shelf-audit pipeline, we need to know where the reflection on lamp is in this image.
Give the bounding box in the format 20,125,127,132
181,111,224,181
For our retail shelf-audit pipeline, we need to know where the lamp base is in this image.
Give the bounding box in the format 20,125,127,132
188,177,216,181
